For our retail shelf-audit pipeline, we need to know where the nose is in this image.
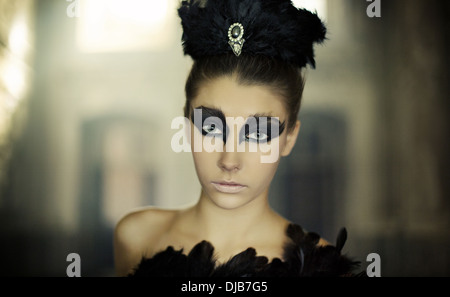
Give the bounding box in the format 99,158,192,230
218,130,242,172
218,150,241,172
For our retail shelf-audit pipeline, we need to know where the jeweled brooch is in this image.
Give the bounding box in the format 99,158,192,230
228,23,245,57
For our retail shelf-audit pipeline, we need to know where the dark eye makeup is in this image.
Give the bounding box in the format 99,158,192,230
190,106,286,144
191,106,228,142
240,117,285,143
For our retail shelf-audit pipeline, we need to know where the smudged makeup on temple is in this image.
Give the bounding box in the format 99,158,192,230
190,106,286,144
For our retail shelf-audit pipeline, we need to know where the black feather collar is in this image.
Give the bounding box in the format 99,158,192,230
128,224,361,277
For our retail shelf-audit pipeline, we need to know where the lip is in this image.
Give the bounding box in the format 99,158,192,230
211,181,247,194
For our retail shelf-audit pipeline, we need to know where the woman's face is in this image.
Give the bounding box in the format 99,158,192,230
189,76,300,210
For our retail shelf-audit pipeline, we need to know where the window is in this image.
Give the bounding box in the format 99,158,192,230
76,0,176,53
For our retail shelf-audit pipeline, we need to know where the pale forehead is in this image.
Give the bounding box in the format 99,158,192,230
192,76,287,118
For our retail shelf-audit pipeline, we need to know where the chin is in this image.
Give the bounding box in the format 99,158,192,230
208,192,253,210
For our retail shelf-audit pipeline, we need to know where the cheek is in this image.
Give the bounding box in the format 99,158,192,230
242,151,280,183
279,133,288,148
278,133,290,156
192,150,217,179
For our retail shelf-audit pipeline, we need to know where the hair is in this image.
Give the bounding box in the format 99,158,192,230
184,53,305,133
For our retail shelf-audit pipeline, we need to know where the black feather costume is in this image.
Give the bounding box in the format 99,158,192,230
129,224,361,277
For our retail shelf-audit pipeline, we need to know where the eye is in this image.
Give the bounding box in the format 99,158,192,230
245,130,269,142
202,123,223,136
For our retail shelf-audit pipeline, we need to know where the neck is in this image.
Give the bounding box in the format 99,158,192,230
187,188,278,245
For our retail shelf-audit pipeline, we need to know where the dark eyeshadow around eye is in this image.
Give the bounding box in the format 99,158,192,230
202,117,225,135
190,107,286,144
239,117,286,143
190,107,228,142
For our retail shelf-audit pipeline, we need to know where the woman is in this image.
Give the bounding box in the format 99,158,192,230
114,0,360,277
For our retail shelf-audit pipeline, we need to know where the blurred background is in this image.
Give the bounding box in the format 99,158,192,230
0,0,449,277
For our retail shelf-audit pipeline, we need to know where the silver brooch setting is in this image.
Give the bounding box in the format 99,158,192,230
228,23,245,57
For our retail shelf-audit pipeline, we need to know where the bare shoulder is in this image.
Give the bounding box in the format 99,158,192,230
113,207,178,276
115,206,177,242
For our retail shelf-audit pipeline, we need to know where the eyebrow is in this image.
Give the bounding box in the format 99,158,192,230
191,106,226,121
191,106,279,121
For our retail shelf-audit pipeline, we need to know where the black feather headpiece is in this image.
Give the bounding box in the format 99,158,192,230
178,0,327,68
